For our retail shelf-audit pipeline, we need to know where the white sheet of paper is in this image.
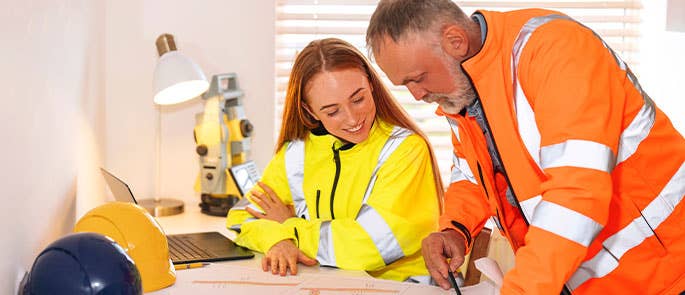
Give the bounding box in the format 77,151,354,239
148,261,503,295
474,257,505,287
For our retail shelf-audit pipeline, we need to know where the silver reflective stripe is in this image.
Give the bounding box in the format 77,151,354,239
316,221,336,266
287,126,412,268
451,154,477,184
229,218,257,232
540,140,615,172
531,200,603,247
513,78,541,167
510,14,662,290
285,140,309,219
357,126,411,266
446,117,477,185
604,42,627,71
582,21,655,166
361,126,412,204
356,204,405,265
510,16,568,168
567,247,620,290
512,14,655,170
617,70,656,164
228,197,260,232
446,117,461,142
569,162,685,290
519,195,542,221
511,15,570,67
449,166,467,183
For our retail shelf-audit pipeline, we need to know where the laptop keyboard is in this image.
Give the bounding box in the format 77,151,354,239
168,235,215,262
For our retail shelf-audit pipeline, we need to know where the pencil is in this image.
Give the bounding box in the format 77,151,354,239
447,271,462,295
174,262,210,270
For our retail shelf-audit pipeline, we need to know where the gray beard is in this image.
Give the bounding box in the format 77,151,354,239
425,65,476,114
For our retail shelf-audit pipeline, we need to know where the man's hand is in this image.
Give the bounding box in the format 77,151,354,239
262,240,317,276
246,182,295,223
421,229,467,290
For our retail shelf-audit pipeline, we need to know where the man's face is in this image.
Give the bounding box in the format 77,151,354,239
374,33,476,114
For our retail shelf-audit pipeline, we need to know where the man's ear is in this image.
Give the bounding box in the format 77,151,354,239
303,103,319,121
440,24,469,59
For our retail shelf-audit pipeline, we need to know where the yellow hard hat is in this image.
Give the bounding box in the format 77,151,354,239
74,202,175,292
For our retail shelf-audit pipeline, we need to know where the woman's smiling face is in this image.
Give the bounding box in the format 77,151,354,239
305,68,377,143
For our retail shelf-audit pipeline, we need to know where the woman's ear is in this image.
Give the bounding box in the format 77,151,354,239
303,103,320,121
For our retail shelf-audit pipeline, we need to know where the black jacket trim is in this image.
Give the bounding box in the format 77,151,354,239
450,220,473,247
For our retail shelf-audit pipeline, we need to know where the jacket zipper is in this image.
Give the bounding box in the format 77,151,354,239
462,69,529,226
478,105,530,226
461,60,572,295
476,162,489,199
315,190,321,219
479,162,507,235
330,147,342,219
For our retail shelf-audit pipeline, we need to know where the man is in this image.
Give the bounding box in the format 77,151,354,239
366,0,685,294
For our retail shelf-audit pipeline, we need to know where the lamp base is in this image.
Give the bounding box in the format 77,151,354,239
137,198,184,217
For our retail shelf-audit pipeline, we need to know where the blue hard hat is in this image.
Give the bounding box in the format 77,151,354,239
20,232,142,295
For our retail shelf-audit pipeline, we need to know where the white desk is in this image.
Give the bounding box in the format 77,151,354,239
155,202,235,238
150,203,370,294
150,203,499,295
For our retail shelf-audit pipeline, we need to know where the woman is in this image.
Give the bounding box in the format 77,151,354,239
226,38,443,283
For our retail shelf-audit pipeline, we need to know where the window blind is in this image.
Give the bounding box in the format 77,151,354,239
275,0,642,183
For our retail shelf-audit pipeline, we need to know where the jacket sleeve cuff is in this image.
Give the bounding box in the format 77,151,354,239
260,228,296,252
441,220,473,253
283,217,308,247
235,220,296,253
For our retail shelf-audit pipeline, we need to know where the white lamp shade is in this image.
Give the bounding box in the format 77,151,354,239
153,51,209,105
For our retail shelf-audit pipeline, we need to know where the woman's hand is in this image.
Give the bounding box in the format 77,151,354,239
263,240,317,276
246,182,295,223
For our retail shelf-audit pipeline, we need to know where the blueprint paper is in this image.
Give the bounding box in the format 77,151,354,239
148,261,500,294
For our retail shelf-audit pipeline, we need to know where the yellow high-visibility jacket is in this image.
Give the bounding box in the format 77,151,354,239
226,119,439,281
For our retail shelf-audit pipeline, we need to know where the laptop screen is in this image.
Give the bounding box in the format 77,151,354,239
100,168,138,204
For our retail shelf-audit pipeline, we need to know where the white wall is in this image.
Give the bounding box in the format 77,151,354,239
104,0,276,205
0,0,275,291
639,0,685,133
0,1,106,293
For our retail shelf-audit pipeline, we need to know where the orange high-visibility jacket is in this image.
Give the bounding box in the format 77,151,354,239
439,9,685,294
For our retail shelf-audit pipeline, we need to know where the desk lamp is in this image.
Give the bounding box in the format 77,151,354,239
138,33,209,216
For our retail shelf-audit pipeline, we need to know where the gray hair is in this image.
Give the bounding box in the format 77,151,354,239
366,0,471,55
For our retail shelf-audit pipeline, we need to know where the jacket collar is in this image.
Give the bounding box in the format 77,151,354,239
462,10,500,83
307,119,392,153
308,123,355,150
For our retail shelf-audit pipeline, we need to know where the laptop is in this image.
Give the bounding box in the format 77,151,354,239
100,168,254,264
